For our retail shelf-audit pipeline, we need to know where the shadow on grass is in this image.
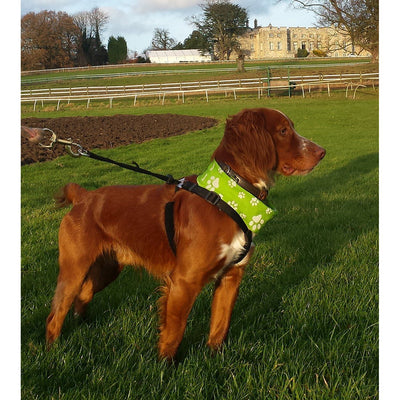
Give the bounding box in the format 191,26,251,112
227,152,378,338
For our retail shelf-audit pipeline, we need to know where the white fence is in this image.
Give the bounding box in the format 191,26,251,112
21,72,379,111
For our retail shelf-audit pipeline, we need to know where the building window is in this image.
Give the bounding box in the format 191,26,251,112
277,41,281,50
310,34,314,38
269,42,274,50
277,33,281,38
309,42,314,51
301,41,306,50
293,34,297,38
269,33,274,38
317,41,322,49
293,42,298,51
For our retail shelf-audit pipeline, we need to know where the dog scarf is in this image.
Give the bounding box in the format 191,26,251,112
197,160,276,233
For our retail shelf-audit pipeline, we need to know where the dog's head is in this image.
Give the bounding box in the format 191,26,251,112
213,108,325,186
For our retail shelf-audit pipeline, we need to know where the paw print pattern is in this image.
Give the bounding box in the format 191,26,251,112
228,180,237,188
250,198,260,206
197,160,276,233
206,176,220,191
227,200,238,210
249,215,265,231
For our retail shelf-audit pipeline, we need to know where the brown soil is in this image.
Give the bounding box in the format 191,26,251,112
21,114,218,165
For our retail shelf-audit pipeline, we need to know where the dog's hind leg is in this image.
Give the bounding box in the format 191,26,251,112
46,254,93,346
46,215,101,347
73,251,122,317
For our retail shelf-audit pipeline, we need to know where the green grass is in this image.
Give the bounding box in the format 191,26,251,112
21,94,378,399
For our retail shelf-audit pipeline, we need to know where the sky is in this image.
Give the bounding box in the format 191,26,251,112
20,0,318,54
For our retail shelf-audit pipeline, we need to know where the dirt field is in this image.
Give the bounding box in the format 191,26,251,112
21,114,218,165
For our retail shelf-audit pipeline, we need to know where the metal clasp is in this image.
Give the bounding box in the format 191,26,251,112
37,128,85,158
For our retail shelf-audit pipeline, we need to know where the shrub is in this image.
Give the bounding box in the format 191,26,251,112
296,48,309,58
313,49,328,57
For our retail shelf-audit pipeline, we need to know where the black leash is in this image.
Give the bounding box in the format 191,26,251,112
80,148,179,185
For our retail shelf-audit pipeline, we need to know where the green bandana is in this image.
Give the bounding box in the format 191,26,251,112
197,160,277,233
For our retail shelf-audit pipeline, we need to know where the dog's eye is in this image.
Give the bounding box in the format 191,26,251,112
280,128,287,136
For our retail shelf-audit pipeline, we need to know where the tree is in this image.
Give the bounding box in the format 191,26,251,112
151,28,176,50
285,0,378,61
191,0,248,60
73,7,109,66
181,30,209,50
21,11,80,70
108,36,128,64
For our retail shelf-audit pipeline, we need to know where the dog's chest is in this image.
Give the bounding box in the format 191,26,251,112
218,231,247,269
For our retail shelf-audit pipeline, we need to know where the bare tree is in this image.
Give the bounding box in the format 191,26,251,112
89,7,109,39
73,7,109,66
151,28,177,50
285,0,378,61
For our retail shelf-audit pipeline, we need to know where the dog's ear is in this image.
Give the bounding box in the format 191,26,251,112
213,109,277,182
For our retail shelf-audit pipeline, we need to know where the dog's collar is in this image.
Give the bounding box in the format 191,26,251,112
217,161,268,201
196,160,276,233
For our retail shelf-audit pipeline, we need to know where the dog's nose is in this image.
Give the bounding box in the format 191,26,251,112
316,147,326,160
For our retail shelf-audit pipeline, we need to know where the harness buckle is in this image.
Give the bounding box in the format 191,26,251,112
204,191,221,205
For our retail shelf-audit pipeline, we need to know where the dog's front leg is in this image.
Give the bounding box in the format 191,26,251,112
158,274,203,360
207,265,246,351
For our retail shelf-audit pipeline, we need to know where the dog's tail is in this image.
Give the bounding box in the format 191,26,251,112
54,183,87,208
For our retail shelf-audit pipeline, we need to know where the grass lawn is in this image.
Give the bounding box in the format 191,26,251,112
21,93,378,399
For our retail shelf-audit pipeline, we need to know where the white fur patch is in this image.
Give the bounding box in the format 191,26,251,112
218,231,253,269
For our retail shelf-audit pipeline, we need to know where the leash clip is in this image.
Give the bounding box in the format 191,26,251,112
36,128,84,158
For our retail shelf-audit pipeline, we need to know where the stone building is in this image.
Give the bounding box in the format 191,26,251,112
236,21,370,59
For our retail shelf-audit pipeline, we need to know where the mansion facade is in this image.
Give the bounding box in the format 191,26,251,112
236,22,370,59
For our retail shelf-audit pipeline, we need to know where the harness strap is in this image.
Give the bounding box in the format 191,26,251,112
164,202,176,256
177,180,253,264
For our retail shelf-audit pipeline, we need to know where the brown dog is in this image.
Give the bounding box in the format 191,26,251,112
46,108,325,360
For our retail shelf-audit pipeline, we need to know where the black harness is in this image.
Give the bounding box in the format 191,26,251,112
83,151,260,264
164,162,270,265
164,178,253,265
